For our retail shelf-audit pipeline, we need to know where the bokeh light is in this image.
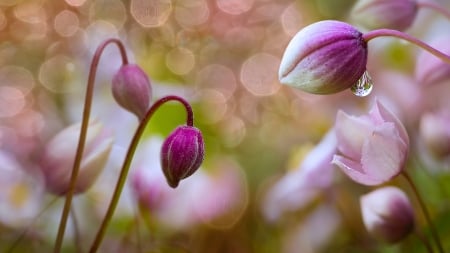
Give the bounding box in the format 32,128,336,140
39,55,79,93
240,53,281,96
54,10,80,37
130,0,172,28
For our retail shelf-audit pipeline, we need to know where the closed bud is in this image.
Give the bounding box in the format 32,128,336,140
360,186,415,243
351,0,418,31
160,125,204,188
279,20,368,94
112,64,152,119
40,120,113,195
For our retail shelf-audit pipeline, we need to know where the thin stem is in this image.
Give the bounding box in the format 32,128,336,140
362,29,450,64
402,171,444,253
71,205,83,253
417,0,450,20
54,38,129,253
415,229,435,253
88,95,194,253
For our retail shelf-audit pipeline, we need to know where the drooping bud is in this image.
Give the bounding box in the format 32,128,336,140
112,64,152,119
40,120,113,195
350,0,418,31
160,125,204,188
360,186,415,243
279,20,368,94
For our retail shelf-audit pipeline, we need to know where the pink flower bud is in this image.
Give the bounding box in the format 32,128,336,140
420,112,450,159
351,0,418,31
279,20,368,94
112,64,152,119
360,186,415,243
40,120,113,195
160,125,204,188
332,100,409,185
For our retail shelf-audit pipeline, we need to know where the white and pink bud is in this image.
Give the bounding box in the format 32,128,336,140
360,186,415,243
112,64,152,119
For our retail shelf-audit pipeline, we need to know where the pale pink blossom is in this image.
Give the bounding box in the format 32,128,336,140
332,100,409,185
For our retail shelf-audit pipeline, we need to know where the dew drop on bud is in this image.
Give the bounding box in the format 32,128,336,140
351,71,373,97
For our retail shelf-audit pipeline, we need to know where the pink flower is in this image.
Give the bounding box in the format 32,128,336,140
360,186,415,243
332,100,409,185
262,129,337,222
415,36,450,86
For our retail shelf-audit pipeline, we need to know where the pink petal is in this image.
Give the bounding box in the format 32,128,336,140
332,155,385,185
360,123,407,183
372,100,409,146
335,110,374,160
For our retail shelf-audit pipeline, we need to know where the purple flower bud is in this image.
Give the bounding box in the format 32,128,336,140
351,0,417,31
112,64,152,119
160,125,204,188
279,20,368,94
360,186,415,243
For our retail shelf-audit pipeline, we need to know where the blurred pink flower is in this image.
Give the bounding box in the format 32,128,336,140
360,186,415,243
40,120,113,195
415,36,450,86
262,129,337,222
332,100,409,185
420,111,450,159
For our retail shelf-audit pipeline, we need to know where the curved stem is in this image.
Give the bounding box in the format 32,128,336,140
362,29,450,64
415,229,435,253
417,0,450,20
402,171,444,253
54,38,128,253
88,95,193,253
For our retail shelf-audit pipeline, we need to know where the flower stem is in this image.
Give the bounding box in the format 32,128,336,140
362,29,450,64
88,95,193,253
415,229,435,253
53,38,128,253
417,0,450,20
402,171,444,253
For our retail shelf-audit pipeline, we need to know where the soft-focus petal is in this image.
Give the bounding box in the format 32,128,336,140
361,124,407,183
335,110,374,160
371,100,409,146
332,155,385,185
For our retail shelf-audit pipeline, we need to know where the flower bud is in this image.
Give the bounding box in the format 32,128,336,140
40,120,113,195
160,125,204,188
350,0,418,31
279,20,368,94
360,186,415,243
112,64,152,119
420,112,450,159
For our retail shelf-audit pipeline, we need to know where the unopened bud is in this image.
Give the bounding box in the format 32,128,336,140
279,20,368,94
360,186,415,243
350,0,418,31
112,64,152,119
160,125,204,188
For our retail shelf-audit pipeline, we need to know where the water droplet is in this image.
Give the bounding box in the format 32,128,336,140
351,71,373,97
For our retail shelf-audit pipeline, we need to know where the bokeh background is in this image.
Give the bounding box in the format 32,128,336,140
1,0,450,252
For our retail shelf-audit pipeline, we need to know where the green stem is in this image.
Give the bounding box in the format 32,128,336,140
417,0,450,20
402,171,444,253
53,38,129,253
88,95,193,253
415,228,435,253
362,29,450,64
